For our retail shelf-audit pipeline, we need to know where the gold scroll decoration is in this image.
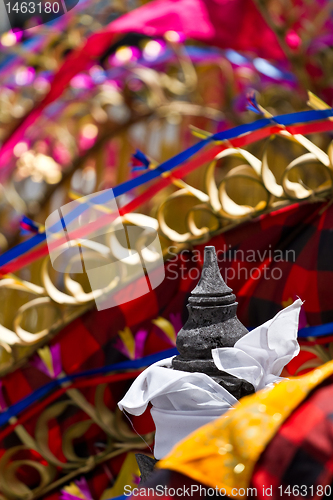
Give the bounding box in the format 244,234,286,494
158,135,333,244
0,384,154,500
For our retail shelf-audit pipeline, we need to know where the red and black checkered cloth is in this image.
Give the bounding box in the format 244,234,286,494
202,199,333,328
251,375,333,500
2,199,333,499
4,199,333,405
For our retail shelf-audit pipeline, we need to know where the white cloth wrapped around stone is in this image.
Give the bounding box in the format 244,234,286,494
118,299,302,459
212,298,302,391
118,357,237,459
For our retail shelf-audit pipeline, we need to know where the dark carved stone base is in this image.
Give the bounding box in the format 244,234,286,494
135,454,158,483
212,374,254,399
172,357,222,373
172,356,254,399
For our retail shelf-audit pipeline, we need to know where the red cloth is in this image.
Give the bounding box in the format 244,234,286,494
251,376,333,500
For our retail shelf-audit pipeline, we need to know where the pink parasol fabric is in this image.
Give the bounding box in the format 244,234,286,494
107,0,284,58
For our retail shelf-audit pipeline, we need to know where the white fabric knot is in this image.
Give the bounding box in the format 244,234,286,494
212,298,302,391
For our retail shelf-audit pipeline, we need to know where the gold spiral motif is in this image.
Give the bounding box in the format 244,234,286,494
158,134,333,244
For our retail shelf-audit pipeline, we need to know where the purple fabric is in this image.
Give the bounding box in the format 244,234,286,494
134,329,149,359
51,344,63,378
30,344,62,378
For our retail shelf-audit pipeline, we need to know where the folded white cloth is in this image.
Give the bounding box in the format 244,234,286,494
118,299,302,459
118,357,236,458
212,298,302,391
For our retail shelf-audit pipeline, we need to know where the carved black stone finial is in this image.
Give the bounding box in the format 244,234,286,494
191,245,233,298
172,246,254,399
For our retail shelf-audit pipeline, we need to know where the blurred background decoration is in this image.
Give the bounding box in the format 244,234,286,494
2,0,333,499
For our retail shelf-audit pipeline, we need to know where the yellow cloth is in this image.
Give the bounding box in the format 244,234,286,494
157,361,333,498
